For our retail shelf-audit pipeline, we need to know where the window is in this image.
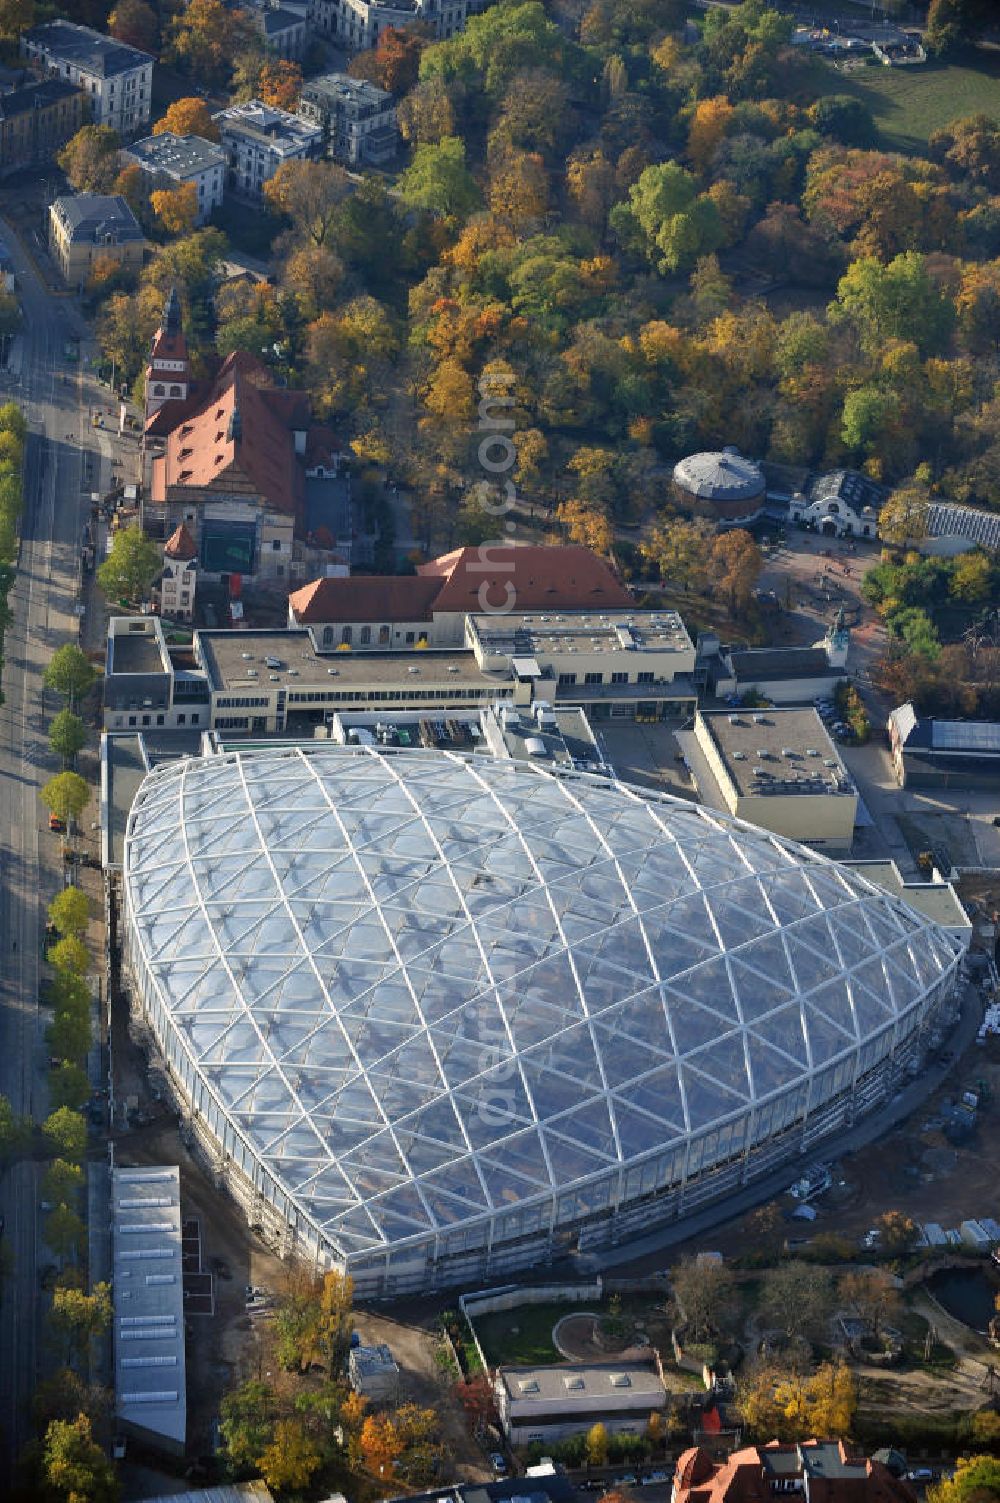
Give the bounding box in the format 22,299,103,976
153,383,164,396
405,631,415,644
169,385,181,396
341,626,352,644
611,671,628,684
272,538,281,550
360,625,371,645
558,672,577,686
584,672,603,685
177,714,186,725
323,626,334,646
378,625,390,644
637,671,654,684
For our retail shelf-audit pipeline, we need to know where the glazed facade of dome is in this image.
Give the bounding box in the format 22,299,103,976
122,746,962,1294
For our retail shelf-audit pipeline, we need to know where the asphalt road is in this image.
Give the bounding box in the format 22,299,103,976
0,214,96,1479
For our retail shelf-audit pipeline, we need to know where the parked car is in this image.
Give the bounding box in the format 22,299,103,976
615,1475,638,1489
643,1472,669,1486
907,1470,934,1484
48,814,65,832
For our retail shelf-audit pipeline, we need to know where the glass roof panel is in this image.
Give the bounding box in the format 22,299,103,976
123,746,960,1264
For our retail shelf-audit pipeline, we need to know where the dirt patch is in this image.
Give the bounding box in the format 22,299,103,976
353,1308,490,1482
553,1312,652,1363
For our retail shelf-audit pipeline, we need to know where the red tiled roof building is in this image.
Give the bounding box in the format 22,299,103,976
287,544,632,649
672,1442,917,1503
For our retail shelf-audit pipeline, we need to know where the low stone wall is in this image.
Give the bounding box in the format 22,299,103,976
459,1280,605,1372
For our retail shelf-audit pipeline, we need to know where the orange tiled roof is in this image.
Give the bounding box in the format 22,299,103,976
289,574,442,625
163,521,197,560
417,544,633,613
154,351,303,519
288,545,633,627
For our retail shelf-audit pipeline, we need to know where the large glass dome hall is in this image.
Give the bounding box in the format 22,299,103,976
122,746,964,1296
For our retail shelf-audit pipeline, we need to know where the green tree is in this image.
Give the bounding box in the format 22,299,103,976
929,1456,1000,1503
612,162,724,274
49,887,91,939
47,1204,87,1264
951,551,993,604
0,1091,31,1162
49,970,90,1015
49,1062,90,1112
47,1009,92,1067
258,1418,323,1494
878,485,929,545
809,96,877,149
42,1413,118,1503
50,1284,112,1362
43,1108,87,1163
640,516,715,593
49,710,86,768
220,1379,276,1471
97,527,161,606
56,125,120,193
42,1159,85,1208
49,936,90,976
317,1268,354,1372
44,646,96,709
41,773,91,831
830,253,954,356
398,137,481,220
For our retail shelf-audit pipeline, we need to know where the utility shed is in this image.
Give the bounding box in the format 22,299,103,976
349,1342,400,1403
112,1165,186,1454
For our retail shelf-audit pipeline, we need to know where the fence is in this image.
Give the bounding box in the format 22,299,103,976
459,1280,604,1373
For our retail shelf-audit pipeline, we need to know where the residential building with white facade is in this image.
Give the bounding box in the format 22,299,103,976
214,99,322,197
21,20,153,134
308,0,467,52
254,4,309,57
121,132,226,225
298,73,398,165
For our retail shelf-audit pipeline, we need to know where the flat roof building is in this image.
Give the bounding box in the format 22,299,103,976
889,701,1000,789
468,607,697,720
349,1342,400,1402
841,859,970,941
692,707,857,852
111,1165,186,1454
298,72,398,165
122,132,226,225
215,99,322,197
495,1362,668,1445
21,20,153,134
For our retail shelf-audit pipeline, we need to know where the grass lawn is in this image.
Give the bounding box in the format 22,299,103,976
474,1302,579,1366
816,53,1000,154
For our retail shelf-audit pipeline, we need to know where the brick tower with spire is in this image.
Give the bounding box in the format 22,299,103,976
144,288,190,427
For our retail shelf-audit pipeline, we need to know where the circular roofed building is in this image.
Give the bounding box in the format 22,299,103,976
673,448,766,525
122,746,962,1297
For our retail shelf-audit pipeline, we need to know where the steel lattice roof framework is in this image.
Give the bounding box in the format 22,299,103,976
123,746,961,1261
